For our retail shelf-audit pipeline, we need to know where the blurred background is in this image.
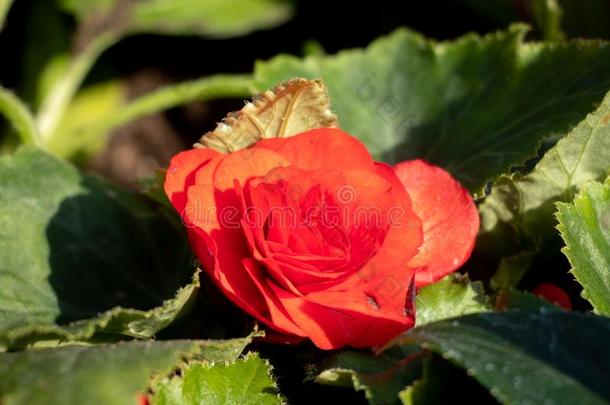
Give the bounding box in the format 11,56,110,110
2,0,609,188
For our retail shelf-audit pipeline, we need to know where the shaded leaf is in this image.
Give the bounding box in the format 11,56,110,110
0,270,199,351
0,147,193,349
488,250,536,290
315,347,425,405
0,337,251,405
557,178,610,315
393,311,610,404
478,88,610,270
398,355,486,405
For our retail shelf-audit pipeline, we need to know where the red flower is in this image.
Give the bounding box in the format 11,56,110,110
532,283,572,310
165,128,478,349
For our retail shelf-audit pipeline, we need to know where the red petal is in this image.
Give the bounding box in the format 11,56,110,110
187,227,269,318
395,160,479,287
242,259,306,336
268,274,415,349
164,148,221,213
214,147,288,191
137,393,150,405
257,128,376,172
364,163,423,274
532,283,572,310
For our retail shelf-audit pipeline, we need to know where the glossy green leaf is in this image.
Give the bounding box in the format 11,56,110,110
415,274,490,326
557,178,610,315
394,311,610,404
252,25,610,191
57,0,294,39
478,88,610,261
0,337,251,405
0,147,193,349
152,352,281,405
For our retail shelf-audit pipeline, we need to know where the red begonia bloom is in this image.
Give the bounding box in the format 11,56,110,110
532,283,572,310
165,128,478,349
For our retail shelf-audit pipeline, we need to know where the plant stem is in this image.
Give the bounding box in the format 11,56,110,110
0,0,13,30
62,73,254,157
36,32,117,142
0,86,41,146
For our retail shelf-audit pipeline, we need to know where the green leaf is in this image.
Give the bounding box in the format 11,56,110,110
151,352,281,405
57,0,294,39
488,250,536,290
398,355,463,405
315,348,425,405
252,25,610,191
0,147,193,349
0,337,251,405
393,311,610,404
557,178,610,315
478,88,610,264
415,274,490,326
0,270,199,351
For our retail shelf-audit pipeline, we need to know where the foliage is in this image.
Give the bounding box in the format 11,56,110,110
1,1,610,404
